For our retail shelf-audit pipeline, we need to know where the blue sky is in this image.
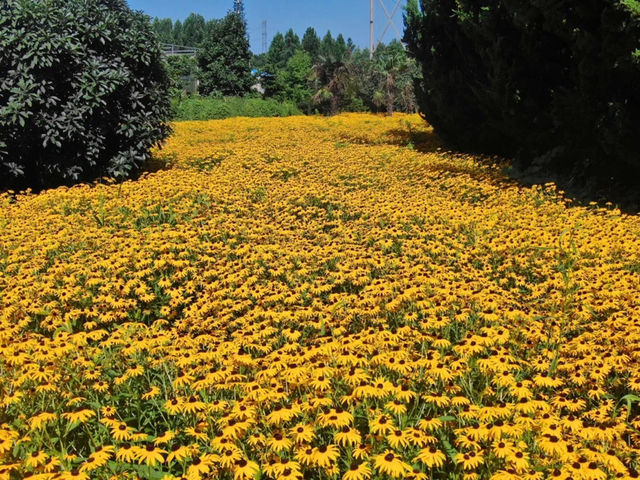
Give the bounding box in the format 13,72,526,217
127,0,407,53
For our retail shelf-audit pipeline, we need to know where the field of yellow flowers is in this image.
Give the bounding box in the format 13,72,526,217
1,113,640,480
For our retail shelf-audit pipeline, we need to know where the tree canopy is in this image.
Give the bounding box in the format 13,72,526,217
0,0,172,191
404,0,640,179
198,11,253,97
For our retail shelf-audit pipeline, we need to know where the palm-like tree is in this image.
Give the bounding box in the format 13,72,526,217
373,43,410,116
311,52,353,115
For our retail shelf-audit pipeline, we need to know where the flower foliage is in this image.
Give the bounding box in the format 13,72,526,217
0,0,172,191
1,114,640,480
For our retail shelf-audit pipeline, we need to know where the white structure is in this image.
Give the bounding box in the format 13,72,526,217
369,0,405,59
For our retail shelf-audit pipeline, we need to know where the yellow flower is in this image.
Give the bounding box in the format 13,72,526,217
110,422,133,441
318,408,353,428
57,470,89,480
24,450,48,468
91,445,115,465
61,409,96,425
311,444,340,468
267,433,293,454
154,430,177,445
387,429,410,449
28,412,57,430
455,451,485,470
343,462,372,480
167,444,192,463
134,444,166,467
369,414,394,436
290,423,315,444
219,447,243,469
334,426,361,447
414,446,446,468
164,398,183,415
115,443,137,463
142,386,161,400
373,450,410,479
234,458,260,480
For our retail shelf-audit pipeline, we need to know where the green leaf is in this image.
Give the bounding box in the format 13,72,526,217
437,415,457,422
438,434,459,461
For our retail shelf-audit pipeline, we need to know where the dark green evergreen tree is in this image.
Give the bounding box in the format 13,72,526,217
172,19,183,45
182,13,206,47
283,29,301,59
261,32,288,97
404,0,640,180
301,27,321,61
334,33,347,59
233,0,246,23
152,18,173,43
320,31,335,58
198,11,253,96
266,33,289,71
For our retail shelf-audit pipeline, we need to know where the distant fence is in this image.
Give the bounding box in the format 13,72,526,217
161,43,200,57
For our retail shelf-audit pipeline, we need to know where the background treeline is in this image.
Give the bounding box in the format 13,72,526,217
152,13,419,117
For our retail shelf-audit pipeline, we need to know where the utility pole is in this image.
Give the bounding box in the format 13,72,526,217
261,20,267,53
370,0,374,60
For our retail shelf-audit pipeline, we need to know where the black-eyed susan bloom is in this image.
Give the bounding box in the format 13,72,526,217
57,469,90,480
234,458,260,480
115,443,136,463
61,409,96,425
267,433,293,454
110,422,133,441
335,426,361,447
220,447,243,469
373,450,410,478
369,414,394,436
455,451,485,470
134,444,166,467
342,462,372,480
166,444,192,463
311,444,340,468
24,451,48,469
295,446,315,466
414,446,446,468
290,423,315,444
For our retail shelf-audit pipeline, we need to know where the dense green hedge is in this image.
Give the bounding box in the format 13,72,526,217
404,0,640,178
173,96,302,121
0,0,172,191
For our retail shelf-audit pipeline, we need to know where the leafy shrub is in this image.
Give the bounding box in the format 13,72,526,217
173,97,302,120
0,0,172,191
404,0,640,178
165,56,199,93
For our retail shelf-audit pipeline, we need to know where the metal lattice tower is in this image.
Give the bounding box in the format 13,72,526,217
262,20,268,53
369,0,404,59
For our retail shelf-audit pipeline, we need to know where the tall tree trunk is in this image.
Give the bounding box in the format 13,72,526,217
330,94,338,116
386,72,394,116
